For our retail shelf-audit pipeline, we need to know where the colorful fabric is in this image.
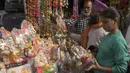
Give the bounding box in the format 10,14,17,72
95,31,130,73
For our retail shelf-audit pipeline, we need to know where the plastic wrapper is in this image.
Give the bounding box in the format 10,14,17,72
24,41,34,57
21,20,36,41
0,27,11,39
35,50,48,67
56,16,67,31
71,46,87,60
33,37,41,55
34,38,58,68
11,28,27,49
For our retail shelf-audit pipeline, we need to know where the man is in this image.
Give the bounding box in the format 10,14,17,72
66,0,92,42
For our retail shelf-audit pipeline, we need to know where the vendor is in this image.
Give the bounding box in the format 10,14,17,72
66,0,92,42
86,7,130,73
81,12,107,49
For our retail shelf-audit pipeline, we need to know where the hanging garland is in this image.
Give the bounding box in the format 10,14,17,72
24,0,37,27
72,0,79,19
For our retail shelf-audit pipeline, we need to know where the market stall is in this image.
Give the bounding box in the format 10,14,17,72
0,0,97,73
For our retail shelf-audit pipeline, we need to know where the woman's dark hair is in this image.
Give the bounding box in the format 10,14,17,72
89,13,100,25
101,7,120,20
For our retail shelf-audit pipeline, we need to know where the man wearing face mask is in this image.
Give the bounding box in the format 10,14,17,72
66,0,92,43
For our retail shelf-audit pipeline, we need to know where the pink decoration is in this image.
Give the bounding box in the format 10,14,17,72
37,67,43,73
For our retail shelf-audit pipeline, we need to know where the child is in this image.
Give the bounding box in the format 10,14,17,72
81,12,107,49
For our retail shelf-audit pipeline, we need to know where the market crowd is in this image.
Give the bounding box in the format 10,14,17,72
65,0,130,73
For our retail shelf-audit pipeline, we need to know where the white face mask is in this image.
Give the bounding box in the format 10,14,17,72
82,10,91,16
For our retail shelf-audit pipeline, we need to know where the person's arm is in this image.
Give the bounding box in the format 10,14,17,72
96,66,112,73
69,33,81,43
81,27,90,49
86,59,112,73
65,18,78,27
111,40,129,73
97,40,129,73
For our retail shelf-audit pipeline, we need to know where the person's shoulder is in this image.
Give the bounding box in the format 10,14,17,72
113,33,127,45
95,27,107,35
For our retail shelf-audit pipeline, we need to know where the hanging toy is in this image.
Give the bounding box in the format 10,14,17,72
48,0,53,15
72,0,78,19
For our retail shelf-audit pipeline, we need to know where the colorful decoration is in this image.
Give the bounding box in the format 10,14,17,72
73,0,79,19
24,0,37,27
110,0,120,6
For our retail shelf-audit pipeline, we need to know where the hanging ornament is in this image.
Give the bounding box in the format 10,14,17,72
59,0,64,17
53,0,59,15
62,0,69,8
73,0,79,19
110,0,120,6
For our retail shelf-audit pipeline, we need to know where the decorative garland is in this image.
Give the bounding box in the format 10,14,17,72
73,0,78,19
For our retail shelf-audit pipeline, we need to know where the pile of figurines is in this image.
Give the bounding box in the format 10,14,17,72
0,20,37,69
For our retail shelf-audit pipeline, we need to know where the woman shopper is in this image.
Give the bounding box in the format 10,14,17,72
86,7,130,73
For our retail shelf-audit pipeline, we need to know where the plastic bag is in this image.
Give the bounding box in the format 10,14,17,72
0,27,11,39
